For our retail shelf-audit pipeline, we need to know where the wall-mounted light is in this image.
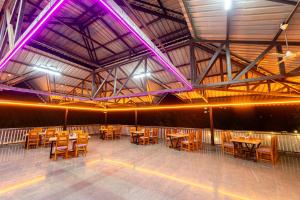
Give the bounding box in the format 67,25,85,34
133,72,151,79
34,66,61,76
224,0,232,10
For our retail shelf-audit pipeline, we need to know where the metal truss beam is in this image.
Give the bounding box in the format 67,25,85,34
231,1,299,80
0,0,67,70
95,0,191,89
0,84,91,101
266,0,297,5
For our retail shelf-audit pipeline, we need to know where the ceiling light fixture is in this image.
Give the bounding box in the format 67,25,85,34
34,66,61,76
133,72,151,79
224,0,232,10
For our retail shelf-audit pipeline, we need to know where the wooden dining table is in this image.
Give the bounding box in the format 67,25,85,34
49,134,91,158
131,130,145,145
167,133,189,150
230,137,262,161
99,128,108,140
24,131,45,148
99,128,118,140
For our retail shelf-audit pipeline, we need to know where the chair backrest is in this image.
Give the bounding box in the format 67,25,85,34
153,128,158,137
28,131,39,140
221,131,231,144
271,135,278,153
196,129,202,142
137,126,144,131
130,127,136,132
172,129,178,134
56,134,69,147
165,128,171,135
225,131,232,142
33,127,43,132
144,129,150,137
45,129,56,137
73,130,83,135
188,132,195,142
77,133,88,145
57,130,69,136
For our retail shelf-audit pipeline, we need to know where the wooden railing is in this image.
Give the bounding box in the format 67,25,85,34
0,124,300,153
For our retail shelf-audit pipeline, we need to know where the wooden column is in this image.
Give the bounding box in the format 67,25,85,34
63,109,68,131
104,112,108,127
209,107,215,145
135,110,138,131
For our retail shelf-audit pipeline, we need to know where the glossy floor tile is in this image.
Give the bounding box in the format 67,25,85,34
0,137,300,200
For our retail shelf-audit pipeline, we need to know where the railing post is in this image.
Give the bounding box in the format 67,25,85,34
63,109,68,131
104,111,108,127
135,110,138,131
209,107,215,145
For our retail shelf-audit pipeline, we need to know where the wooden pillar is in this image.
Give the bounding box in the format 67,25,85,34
63,109,68,131
135,110,138,131
104,112,108,127
209,107,215,145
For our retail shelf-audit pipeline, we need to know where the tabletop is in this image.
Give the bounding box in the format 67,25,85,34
49,135,91,142
168,133,189,138
230,137,262,145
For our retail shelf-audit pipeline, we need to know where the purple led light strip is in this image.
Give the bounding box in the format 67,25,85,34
96,0,192,89
0,0,66,70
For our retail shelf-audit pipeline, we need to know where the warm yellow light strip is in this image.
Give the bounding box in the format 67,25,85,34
1,99,300,112
107,99,300,112
88,158,251,200
0,176,45,195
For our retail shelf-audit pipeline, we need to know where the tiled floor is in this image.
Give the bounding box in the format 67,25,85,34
0,137,300,200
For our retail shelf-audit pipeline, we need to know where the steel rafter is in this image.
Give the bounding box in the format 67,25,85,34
0,0,67,70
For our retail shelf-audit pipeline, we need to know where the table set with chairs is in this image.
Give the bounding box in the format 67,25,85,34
99,125,121,140
221,131,278,164
164,128,202,151
24,128,90,160
130,127,159,145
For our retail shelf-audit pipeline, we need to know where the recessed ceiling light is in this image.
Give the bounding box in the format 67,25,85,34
224,0,232,10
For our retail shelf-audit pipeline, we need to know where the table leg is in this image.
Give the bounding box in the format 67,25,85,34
24,136,28,148
175,138,180,150
49,141,54,159
169,136,174,148
136,135,139,145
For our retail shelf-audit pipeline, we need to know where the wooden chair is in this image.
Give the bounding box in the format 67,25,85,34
139,129,150,145
75,132,89,157
54,133,69,160
221,131,234,155
73,130,83,135
130,127,136,143
43,128,56,147
27,131,39,149
57,130,69,136
181,132,195,151
150,128,159,144
256,135,278,165
194,129,203,150
33,127,43,132
114,127,121,139
105,128,114,140
165,128,171,147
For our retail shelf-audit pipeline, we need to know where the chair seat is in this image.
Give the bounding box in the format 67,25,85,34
57,146,68,150
77,144,87,147
257,147,271,153
140,136,149,139
182,140,192,144
224,142,234,148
